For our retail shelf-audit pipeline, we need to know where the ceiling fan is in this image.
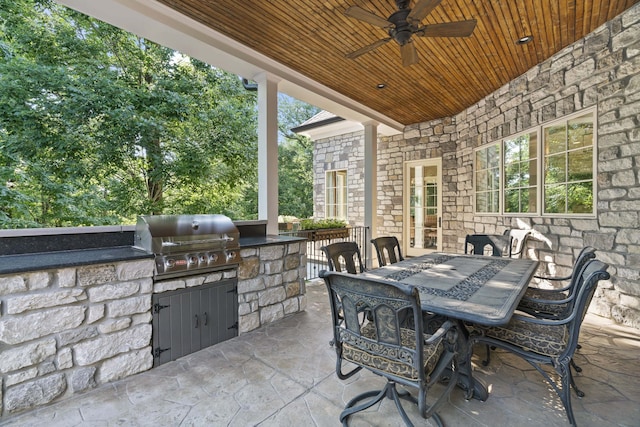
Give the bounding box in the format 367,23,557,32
345,0,477,67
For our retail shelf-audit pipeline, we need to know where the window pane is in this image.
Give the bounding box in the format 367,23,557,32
325,170,347,220
503,132,537,214
545,125,566,155
476,192,487,212
568,182,593,213
568,113,594,149
490,190,500,212
476,150,487,169
504,189,519,213
545,154,566,183
527,187,537,212
504,162,520,188
488,145,500,168
568,148,592,181
476,170,488,191
475,144,500,213
544,184,566,213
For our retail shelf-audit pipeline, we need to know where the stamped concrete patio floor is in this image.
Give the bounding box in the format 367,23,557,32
3,280,639,427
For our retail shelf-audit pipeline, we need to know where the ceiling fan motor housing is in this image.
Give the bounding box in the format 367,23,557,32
388,9,415,45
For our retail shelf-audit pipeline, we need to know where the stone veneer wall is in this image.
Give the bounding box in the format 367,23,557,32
313,5,640,327
236,242,307,333
0,241,307,419
313,130,365,226
0,259,156,418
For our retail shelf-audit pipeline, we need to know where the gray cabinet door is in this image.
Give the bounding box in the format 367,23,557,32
152,278,238,366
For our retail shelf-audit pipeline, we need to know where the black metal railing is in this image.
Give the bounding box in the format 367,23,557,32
279,226,370,280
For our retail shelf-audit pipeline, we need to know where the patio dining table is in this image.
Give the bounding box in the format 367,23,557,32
361,252,539,400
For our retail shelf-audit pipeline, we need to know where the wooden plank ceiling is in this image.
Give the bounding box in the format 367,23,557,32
156,0,638,125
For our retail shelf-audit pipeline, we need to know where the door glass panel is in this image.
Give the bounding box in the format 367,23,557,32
408,164,438,252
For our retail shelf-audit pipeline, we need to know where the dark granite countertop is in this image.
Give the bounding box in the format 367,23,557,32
0,247,153,275
238,235,307,248
0,235,307,276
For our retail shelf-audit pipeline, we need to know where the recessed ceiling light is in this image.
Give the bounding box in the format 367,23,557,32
516,35,533,45
376,83,386,89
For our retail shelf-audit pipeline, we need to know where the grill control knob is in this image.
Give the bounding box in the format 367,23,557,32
209,253,219,262
226,251,236,261
165,259,176,268
199,254,207,264
188,255,198,265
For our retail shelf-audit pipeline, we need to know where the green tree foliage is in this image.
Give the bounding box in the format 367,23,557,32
0,0,258,227
277,95,319,219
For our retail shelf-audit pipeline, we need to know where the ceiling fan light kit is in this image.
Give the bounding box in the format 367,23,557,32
345,0,476,66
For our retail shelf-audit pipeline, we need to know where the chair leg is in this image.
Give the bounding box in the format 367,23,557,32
482,344,491,366
571,358,583,373
569,366,585,398
339,381,421,427
559,362,577,426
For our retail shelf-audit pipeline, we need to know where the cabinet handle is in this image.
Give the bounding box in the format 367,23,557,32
194,314,199,328
203,312,208,326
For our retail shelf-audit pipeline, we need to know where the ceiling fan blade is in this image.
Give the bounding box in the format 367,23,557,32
345,6,392,28
401,42,418,67
416,20,477,37
407,0,443,24
346,38,392,59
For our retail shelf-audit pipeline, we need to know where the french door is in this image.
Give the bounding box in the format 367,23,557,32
404,158,442,256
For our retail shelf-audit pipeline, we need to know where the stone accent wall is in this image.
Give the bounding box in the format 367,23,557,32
0,240,308,420
237,242,307,333
313,5,640,328
0,259,156,418
313,130,365,225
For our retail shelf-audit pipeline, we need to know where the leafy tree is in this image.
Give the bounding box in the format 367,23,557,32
0,0,258,227
277,95,319,218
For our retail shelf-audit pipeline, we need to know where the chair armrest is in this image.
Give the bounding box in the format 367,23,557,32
511,312,575,326
533,273,572,282
424,319,456,345
520,294,572,306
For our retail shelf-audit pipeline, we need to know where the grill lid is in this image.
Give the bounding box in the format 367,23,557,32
134,214,240,255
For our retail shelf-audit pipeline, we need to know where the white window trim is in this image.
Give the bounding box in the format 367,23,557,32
473,107,597,218
502,128,540,216
473,142,502,215
325,169,348,221
540,108,597,218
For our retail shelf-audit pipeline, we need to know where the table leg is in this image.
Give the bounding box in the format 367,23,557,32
455,319,488,401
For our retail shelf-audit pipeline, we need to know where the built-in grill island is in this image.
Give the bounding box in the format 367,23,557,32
134,214,241,366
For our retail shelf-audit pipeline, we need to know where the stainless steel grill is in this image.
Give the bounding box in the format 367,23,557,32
134,214,240,279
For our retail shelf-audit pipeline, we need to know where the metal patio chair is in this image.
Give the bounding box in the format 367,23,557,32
320,241,365,274
464,234,513,257
320,270,459,427
468,259,610,426
503,228,532,258
518,246,597,318
371,236,404,266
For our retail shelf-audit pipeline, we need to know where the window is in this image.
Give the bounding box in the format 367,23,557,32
473,108,596,216
325,170,347,220
474,144,500,213
504,131,538,214
543,112,595,214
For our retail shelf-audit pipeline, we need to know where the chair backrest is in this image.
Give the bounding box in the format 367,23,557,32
563,259,609,354
371,236,404,266
464,234,512,257
503,229,532,258
537,246,596,284
320,270,427,382
320,241,365,274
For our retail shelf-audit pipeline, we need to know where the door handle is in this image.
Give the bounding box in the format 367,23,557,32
194,314,199,328
203,312,208,326
438,217,442,228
